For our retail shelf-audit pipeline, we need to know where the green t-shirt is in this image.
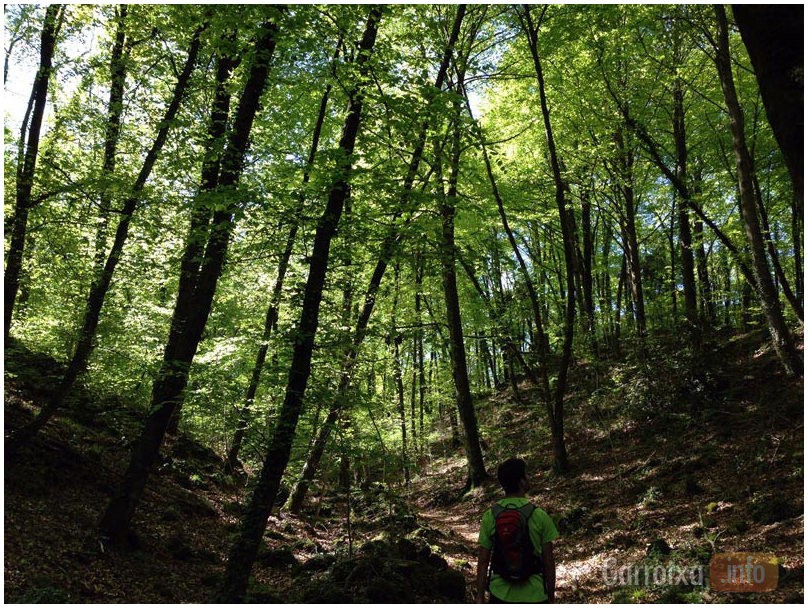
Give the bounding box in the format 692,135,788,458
478,497,559,603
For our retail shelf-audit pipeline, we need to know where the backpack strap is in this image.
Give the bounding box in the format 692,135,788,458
519,503,545,576
518,503,536,520
518,503,538,552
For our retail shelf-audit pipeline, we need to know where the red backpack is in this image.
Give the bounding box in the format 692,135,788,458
490,503,542,582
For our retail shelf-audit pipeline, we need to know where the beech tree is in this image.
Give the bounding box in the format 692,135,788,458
217,7,382,601
5,4,64,338
285,3,467,512
6,14,207,454
711,4,801,377
98,11,282,544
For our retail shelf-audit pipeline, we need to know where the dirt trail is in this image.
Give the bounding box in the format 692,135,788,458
418,508,479,546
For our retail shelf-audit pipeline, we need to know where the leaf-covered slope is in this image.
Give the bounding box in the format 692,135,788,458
4,329,803,603
409,329,804,603
4,339,469,603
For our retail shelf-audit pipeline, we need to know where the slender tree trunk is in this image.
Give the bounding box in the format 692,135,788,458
5,4,63,338
600,215,614,349
691,166,717,325
164,43,240,438
693,217,715,325
673,77,699,343
615,127,647,346
410,338,419,455
713,4,801,377
284,220,404,513
94,5,130,272
520,4,573,473
224,45,338,472
434,83,489,489
5,22,206,454
216,10,381,601
668,194,678,323
580,187,597,350
285,197,357,513
752,175,803,320
480,338,495,389
391,263,409,485
414,254,427,451
719,252,732,326
98,19,278,544
615,253,626,353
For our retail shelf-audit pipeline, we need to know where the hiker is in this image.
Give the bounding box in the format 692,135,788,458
475,458,559,603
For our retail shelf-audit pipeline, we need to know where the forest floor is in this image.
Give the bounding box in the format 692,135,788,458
3,328,804,603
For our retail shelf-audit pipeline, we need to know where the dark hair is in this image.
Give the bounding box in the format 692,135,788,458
497,457,527,494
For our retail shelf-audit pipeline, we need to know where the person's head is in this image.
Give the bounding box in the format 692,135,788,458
497,457,528,495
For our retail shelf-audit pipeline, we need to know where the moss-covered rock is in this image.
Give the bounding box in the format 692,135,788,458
291,535,465,603
256,545,298,568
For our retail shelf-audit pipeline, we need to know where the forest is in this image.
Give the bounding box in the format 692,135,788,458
4,3,804,604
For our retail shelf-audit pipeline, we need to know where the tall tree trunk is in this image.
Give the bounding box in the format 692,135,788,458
713,4,802,377
5,4,63,338
481,337,498,388
615,127,647,346
691,166,717,325
519,4,573,474
414,253,427,451
94,5,130,272
284,195,357,512
5,21,206,455
98,18,278,545
752,175,803,321
434,78,489,489
580,186,597,351
216,10,381,601
615,253,626,352
164,40,241,438
599,215,614,350
673,76,699,344
391,263,410,485
224,43,338,472
693,216,716,325
667,194,678,323
410,336,419,455
732,5,803,209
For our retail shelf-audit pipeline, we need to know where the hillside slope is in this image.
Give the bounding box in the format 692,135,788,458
4,330,804,603
410,329,804,603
